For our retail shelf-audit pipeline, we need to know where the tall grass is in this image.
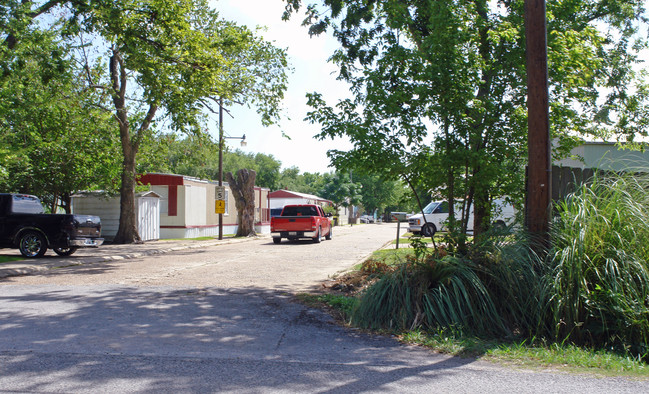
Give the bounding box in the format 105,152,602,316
351,171,649,359
470,232,549,338
547,173,649,356
351,254,507,336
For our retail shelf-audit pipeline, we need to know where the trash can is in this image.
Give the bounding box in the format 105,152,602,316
333,216,339,226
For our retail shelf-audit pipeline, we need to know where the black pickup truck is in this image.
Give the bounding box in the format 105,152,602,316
0,193,104,258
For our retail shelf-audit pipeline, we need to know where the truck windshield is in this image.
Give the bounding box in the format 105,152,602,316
422,201,440,214
11,195,44,214
281,206,319,216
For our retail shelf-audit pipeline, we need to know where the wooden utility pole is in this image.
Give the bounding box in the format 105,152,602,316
218,97,224,240
525,0,551,247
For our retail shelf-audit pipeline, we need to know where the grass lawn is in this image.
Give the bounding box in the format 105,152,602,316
0,255,24,264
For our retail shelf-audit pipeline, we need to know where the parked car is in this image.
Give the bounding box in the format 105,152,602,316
270,204,332,244
408,199,516,237
359,215,375,223
0,193,104,258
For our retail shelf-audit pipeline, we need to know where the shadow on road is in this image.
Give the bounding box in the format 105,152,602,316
0,285,476,392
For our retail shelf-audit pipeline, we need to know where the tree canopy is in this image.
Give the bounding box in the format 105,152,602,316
0,8,121,212
284,0,649,238
2,0,290,242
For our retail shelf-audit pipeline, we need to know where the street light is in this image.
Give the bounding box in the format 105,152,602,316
218,97,247,239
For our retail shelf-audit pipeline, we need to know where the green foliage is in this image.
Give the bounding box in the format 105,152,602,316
352,254,506,336
470,232,548,338
287,0,649,240
354,172,405,215
3,0,288,225
277,167,326,195
353,170,649,360
0,21,121,207
546,172,649,356
140,133,285,189
295,293,358,322
319,171,362,209
401,330,649,376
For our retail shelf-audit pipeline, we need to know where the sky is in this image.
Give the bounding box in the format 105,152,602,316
208,0,353,174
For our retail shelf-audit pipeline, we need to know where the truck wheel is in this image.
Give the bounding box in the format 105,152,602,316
313,227,322,243
273,237,281,244
325,227,332,240
53,247,78,256
421,223,436,237
19,231,48,258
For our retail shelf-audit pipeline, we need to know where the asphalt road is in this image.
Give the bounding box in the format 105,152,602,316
0,224,647,393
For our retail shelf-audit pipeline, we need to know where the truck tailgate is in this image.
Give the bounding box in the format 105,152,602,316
271,216,315,231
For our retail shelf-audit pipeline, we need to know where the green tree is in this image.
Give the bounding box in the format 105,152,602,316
253,153,282,190
3,1,289,241
355,172,404,217
285,0,649,241
319,171,362,211
140,134,284,190
0,20,121,211
76,0,288,243
278,167,326,194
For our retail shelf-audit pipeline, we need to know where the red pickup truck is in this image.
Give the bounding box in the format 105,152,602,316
270,204,332,244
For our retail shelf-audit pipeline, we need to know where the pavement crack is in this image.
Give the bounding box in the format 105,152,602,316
275,331,286,350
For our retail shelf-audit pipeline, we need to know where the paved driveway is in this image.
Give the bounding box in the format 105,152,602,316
0,224,646,392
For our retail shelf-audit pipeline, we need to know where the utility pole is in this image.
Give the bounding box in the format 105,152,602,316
218,97,224,240
525,0,551,248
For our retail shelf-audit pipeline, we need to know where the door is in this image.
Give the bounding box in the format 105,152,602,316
137,197,160,241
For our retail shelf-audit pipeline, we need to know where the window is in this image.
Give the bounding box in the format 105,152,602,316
281,206,319,216
11,195,44,214
433,201,449,214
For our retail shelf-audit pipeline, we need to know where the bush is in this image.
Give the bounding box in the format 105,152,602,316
546,172,649,356
350,172,649,360
351,254,506,336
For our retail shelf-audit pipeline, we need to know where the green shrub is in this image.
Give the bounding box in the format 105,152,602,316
351,254,506,336
546,172,649,357
471,232,548,338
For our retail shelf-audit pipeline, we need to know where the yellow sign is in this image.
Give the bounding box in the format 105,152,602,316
215,200,225,214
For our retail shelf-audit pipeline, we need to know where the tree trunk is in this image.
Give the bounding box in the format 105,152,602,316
113,140,141,244
61,192,71,214
473,187,490,239
110,47,147,244
226,169,257,237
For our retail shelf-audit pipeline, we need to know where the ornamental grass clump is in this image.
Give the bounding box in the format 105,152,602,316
470,232,548,338
547,172,649,357
351,250,506,336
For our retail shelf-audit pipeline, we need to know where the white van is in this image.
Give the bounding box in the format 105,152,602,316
407,199,516,237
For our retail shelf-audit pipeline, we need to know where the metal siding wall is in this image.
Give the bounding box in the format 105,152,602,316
71,195,120,240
